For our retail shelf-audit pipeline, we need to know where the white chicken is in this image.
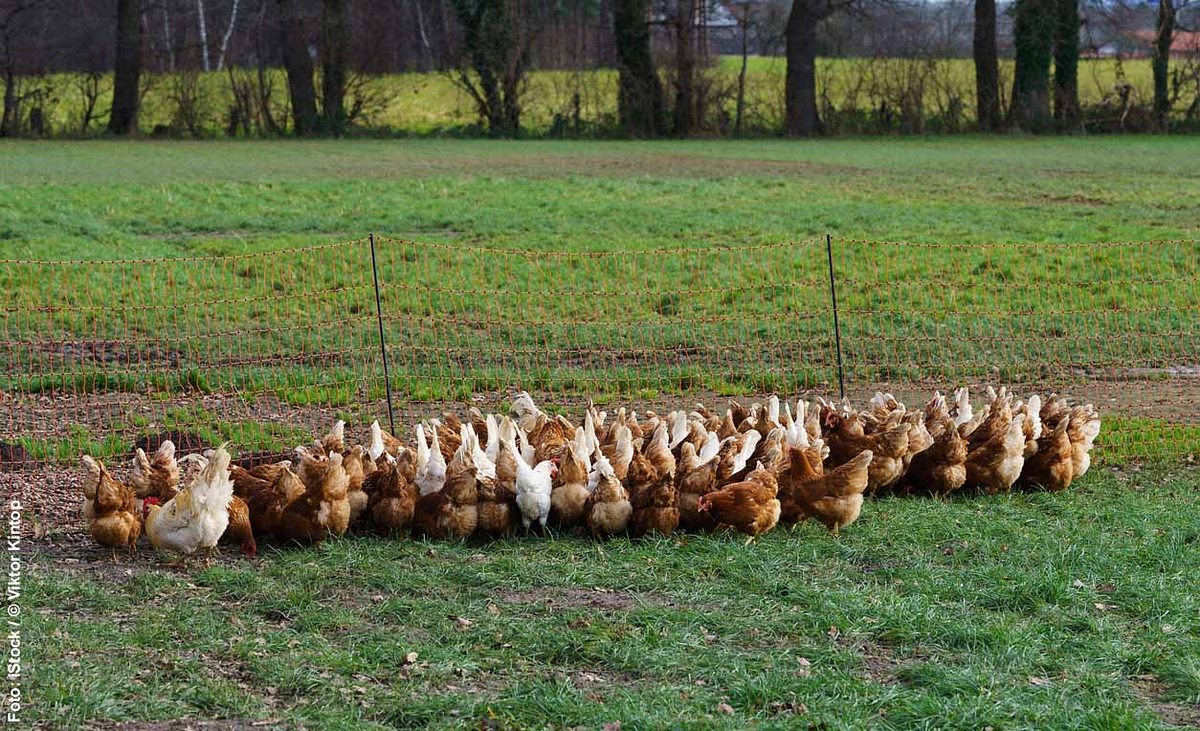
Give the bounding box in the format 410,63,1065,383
497,417,557,530
415,423,447,496
143,444,234,566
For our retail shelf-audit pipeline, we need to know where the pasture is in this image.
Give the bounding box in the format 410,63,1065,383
2,137,1199,729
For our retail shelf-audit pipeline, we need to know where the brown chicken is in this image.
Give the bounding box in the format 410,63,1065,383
221,496,257,557
600,424,635,481
230,460,304,535
273,451,351,542
130,441,180,504
82,456,141,558
341,445,371,529
367,451,419,535
629,472,680,538
550,436,591,529
1020,417,1074,491
697,462,781,543
903,420,968,497
584,455,632,539
778,448,872,534
412,440,478,540
676,440,721,531
475,474,517,539
964,414,1026,494
825,412,910,495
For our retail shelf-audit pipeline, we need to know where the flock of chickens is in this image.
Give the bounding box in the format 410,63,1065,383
79,387,1102,563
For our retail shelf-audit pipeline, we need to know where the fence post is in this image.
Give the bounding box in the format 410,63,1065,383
825,233,846,399
369,233,396,434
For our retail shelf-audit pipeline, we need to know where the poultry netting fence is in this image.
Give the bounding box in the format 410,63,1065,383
1,236,1197,469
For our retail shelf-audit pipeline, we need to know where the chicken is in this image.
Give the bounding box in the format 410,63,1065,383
629,470,679,538
222,496,257,558
143,445,234,566
81,456,141,558
600,424,634,481
904,418,967,496
1015,396,1043,458
315,419,346,455
235,463,305,539
778,447,871,534
342,445,371,529
583,455,632,540
964,413,1026,494
412,436,478,540
130,440,180,505
278,451,351,542
716,430,761,482
643,422,676,482
414,423,447,497
824,412,910,495
369,419,404,461
1065,405,1101,479
497,418,556,531
676,435,721,531
1019,417,1074,491
550,430,591,529
697,462,781,543
367,451,419,535
475,475,517,538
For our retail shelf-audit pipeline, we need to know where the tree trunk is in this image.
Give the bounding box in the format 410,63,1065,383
1152,0,1175,131
1010,0,1054,132
785,0,822,136
734,4,749,135
196,0,211,71
108,0,143,135
1,71,17,137
276,0,318,135
216,0,240,71
673,0,696,135
612,0,663,136
1052,0,1079,129
973,0,1000,130
321,0,347,134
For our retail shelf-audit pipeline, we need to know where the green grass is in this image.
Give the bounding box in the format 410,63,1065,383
1,137,1197,460
26,467,1200,729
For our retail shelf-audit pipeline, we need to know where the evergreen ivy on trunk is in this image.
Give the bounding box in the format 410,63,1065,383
973,0,1001,131
1010,0,1054,132
1152,0,1175,131
612,0,663,136
1052,0,1079,129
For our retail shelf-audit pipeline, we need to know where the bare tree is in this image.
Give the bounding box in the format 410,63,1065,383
450,0,545,135
276,0,318,134
1053,0,1080,127
786,0,850,136
1153,0,1176,129
1011,0,1055,131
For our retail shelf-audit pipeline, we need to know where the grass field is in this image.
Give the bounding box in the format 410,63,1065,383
3,137,1199,728
12,56,1187,137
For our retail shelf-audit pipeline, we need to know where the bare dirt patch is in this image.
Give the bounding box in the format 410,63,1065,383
1129,675,1200,728
498,586,675,612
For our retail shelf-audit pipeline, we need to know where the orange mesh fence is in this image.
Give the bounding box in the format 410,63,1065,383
828,238,1200,461
0,235,1196,468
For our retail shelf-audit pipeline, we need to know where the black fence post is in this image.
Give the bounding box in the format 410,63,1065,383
369,233,396,434
825,233,846,399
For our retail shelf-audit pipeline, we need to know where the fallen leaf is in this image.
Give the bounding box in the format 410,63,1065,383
568,618,591,630
1094,602,1116,611
487,603,501,615
371,594,385,603
402,652,419,665
796,657,812,677
452,616,473,629
602,723,622,731
1029,676,1051,687
716,702,735,715
827,626,840,641
1071,579,1086,588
